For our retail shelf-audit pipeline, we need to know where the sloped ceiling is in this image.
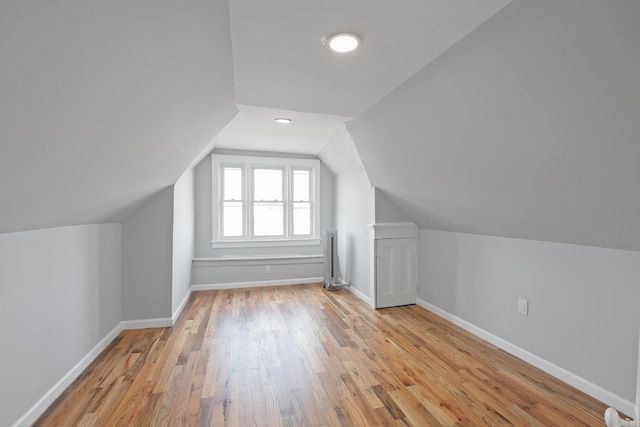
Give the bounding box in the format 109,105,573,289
217,0,511,162
0,0,514,235
6,0,638,255
229,0,510,117
0,0,236,234
348,0,640,251
318,124,365,176
215,105,352,155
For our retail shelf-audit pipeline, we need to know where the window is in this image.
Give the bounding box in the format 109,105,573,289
212,154,321,247
252,167,284,237
222,166,243,237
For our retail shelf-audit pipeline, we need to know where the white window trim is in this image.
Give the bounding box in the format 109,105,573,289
211,154,321,248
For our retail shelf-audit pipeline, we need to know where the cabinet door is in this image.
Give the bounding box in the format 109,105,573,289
375,237,417,308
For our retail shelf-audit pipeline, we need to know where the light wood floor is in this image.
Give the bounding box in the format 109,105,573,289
35,283,608,426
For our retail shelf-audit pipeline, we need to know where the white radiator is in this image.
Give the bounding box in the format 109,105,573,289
323,229,349,290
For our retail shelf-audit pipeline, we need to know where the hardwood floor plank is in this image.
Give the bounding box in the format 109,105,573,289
262,384,285,427
166,351,201,426
34,284,612,426
387,387,443,426
506,404,548,427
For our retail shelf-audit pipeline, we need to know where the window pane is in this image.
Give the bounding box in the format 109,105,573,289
223,201,243,236
223,167,242,200
254,202,284,236
293,202,311,235
293,170,310,201
254,169,282,201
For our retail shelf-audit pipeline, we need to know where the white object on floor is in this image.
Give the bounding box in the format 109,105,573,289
604,407,637,427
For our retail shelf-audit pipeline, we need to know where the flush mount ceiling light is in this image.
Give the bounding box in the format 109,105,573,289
324,33,361,53
274,117,292,124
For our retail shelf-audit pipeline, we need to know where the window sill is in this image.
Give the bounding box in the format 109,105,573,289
192,254,323,267
210,238,321,249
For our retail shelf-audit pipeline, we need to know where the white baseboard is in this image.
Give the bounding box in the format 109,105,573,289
348,285,372,306
172,289,192,325
11,322,124,427
121,318,173,329
191,277,323,291
416,298,635,417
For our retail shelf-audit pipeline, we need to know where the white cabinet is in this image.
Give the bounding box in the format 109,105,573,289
368,223,418,308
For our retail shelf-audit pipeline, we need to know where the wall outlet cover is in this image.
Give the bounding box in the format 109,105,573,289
518,298,529,315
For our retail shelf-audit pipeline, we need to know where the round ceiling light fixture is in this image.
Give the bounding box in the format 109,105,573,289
325,33,361,53
274,117,292,124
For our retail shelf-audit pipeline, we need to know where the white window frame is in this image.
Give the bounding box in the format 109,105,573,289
211,154,321,248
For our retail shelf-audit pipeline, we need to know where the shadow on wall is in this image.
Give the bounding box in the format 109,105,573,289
335,232,353,284
418,230,459,312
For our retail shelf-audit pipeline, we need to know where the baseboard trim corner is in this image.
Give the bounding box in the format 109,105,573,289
172,289,192,325
348,286,372,306
191,277,323,291
11,305,203,427
416,298,634,416
11,322,124,427
121,318,173,330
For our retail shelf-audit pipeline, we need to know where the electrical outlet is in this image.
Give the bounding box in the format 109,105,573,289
265,265,271,274
518,298,529,316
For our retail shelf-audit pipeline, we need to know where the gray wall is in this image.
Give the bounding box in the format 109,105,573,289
0,224,121,427
374,188,414,224
334,171,375,302
637,343,640,421
420,229,640,405
318,124,365,176
191,259,322,286
172,168,195,316
122,187,174,320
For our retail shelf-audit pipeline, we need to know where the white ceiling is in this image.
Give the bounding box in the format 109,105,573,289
218,0,511,156
215,105,352,155
230,0,510,117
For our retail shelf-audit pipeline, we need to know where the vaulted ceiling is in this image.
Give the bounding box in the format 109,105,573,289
215,0,510,160
349,0,640,251
228,0,510,117
2,0,640,253
0,0,509,235
0,0,236,234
